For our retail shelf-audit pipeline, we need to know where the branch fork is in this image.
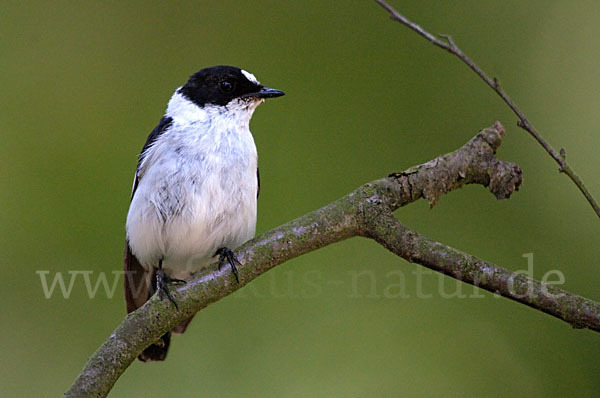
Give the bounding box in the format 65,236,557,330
66,123,600,397
65,4,600,396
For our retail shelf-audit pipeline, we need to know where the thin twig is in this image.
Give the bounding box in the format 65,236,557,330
374,0,600,219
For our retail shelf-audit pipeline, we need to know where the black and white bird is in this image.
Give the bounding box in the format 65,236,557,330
124,65,284,361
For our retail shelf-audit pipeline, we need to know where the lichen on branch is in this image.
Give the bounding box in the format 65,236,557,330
66,123,599,398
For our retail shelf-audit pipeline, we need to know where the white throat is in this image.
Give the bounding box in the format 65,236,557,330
166,90,263,127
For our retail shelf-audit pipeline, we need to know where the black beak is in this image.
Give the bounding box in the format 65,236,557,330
245,86,285,99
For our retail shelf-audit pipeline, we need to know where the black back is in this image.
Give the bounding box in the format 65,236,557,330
131,116,173,199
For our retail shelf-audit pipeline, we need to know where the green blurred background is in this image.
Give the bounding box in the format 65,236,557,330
2,0,599,396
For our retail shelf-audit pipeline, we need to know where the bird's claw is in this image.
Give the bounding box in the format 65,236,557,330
155,268,186,310
216,247,241,283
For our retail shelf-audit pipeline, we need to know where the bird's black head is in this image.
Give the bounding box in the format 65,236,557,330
178,65,284,108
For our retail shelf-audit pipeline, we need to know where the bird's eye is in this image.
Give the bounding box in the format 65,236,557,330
220,80,235,93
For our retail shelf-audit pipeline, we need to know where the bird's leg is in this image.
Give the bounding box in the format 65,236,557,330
155,258,186,310
216,247,241,283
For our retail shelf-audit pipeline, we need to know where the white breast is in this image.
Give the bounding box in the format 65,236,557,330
126,93,259,279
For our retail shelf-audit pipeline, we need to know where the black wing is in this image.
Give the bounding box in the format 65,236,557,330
257,167,260,198
125,115,174,309
131,116,173,199
125,116,173,312
124,115,174,361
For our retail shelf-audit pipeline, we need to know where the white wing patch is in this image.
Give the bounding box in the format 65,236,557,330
241,69,260,85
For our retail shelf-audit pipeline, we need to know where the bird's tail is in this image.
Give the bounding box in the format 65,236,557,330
125,243,173,362
124,242,196,362
136,314,193,362
138,332,171,362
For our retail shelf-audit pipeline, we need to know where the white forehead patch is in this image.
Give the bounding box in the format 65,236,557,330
241,69,260,85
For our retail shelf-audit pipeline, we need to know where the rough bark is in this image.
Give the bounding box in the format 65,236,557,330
65,123,600,397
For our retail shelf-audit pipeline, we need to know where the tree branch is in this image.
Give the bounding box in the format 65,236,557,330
66,123,600,397
366,212,600,330
374,0,600,219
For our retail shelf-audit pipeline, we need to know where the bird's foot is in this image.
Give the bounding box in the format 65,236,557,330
155,268,186,310
216,247,241,283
